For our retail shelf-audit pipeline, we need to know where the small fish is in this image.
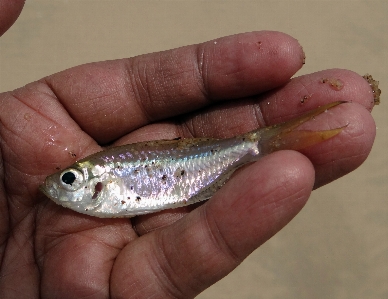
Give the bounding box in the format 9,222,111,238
40,101,345,218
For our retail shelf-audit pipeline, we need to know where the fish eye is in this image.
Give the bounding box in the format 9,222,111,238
61,171,76,185
60,168,84,191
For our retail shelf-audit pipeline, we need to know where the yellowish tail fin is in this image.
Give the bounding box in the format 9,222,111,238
257,101,346,154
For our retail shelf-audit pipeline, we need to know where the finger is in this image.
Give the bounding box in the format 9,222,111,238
123,69,376,185
251,69,377,187
127,70,375,231
110,151,314,298
118,69,376,141
184,69,377,188
0,0,24,36
179,69,375,138
43,31,305,143
258,68,376,123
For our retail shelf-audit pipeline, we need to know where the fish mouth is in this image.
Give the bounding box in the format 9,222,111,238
39,181,59,201
39,184,52,200
39,183,74,209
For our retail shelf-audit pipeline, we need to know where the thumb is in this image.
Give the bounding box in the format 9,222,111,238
110,151,314,298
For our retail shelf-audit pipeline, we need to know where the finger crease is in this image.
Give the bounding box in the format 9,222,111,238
202,207,241,266
194,45,210,101
150,233,186,298
123,59,154,124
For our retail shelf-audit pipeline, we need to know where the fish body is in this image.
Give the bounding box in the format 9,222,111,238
40,101,345,218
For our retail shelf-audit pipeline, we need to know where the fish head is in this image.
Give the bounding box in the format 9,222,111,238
40,163,109,214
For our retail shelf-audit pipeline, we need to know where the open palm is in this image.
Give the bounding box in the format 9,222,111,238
0,30,376,298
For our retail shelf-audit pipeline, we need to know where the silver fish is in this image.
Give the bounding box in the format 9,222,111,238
40,101,345,218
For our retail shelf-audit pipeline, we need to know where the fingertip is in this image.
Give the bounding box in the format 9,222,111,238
311,101,376,187
207,150,315,256
0,0,25,36
260,68,379,127
204,31,305,98
324,69,379,111
257,30,306,71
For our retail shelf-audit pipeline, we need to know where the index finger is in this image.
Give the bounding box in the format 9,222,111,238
43,31,305,144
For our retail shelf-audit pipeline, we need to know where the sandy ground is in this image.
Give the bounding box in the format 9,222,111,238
1,1,387,298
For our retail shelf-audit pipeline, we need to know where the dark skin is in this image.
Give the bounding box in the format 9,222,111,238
0,2,376,298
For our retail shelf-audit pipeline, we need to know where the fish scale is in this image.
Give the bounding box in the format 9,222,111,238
40,101,345,218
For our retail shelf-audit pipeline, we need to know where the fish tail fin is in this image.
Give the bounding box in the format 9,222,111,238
255,101,346,155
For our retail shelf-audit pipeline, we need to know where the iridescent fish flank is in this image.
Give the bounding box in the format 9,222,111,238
40,101,345,218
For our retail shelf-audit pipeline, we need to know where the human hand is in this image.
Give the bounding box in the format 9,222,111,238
0,10,376,299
